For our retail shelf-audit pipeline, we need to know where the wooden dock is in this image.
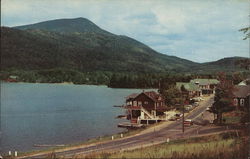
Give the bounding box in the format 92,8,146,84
116,115,127,119
118,122,144,128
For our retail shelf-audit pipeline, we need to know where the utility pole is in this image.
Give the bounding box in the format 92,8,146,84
182,95,189,133
182,102,184,133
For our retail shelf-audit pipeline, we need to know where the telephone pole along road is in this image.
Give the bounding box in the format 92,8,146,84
18,95,244,159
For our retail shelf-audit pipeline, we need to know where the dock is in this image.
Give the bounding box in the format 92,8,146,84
118,122,144,128
113,105,124,108
116,115,127,119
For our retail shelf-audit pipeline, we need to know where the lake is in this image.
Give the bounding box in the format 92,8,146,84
0,82,153,153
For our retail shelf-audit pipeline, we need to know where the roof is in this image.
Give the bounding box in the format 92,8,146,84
190,79,219,85
144,91,164,102
126,93,138,100
126,91,164,102
9,75,18,79
176,82,200,91
238,78,250,86
233,85,250,98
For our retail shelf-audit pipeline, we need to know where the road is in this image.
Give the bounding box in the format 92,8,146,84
17,95,243,158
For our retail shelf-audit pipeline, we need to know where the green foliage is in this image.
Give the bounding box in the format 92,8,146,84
0,69,111,85
1,25,197,74
239,26,250,40
232,72,246,84
162,86,184,107
1,18,246,76
235,58,250,70
1,18,248,87
211,73,235,124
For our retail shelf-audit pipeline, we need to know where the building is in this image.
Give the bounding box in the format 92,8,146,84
233,85,250,108
190,79,219,95
176,82,201,97
238,78,250,86
5,75,19,82
125,91,169,124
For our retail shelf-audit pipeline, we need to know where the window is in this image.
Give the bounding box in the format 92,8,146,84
133,101,137,106
138,101,142,106
144,101,148,105
233,99,238,106
240,99,244,106
151,110,156,117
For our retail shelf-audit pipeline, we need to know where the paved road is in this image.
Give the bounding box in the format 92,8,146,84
18,95,242,158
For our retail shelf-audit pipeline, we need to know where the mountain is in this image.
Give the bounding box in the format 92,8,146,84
204,57,246,67
196,57,248,72
1,17,199,73
14,17,111,35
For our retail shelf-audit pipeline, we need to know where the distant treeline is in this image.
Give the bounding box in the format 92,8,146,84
1,68,249,88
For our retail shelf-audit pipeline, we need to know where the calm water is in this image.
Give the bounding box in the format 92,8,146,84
0,82,151,153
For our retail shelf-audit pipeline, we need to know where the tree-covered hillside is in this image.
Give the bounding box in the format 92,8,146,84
1,17,248,87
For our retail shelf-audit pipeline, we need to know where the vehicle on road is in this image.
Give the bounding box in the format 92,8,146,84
206,106,212,111
169,117,176,121
184,119,193,126
175,113,183,119
185,105,193,111
192,102,199,107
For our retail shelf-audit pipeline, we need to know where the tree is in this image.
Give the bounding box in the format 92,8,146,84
239,27,250,40
235,59,250,70
211,73,235,124
232,72,245,85
161,85,185,108
236,27,250,70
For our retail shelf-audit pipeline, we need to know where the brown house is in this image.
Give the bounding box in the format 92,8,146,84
125,91,168,124
233,85,250,109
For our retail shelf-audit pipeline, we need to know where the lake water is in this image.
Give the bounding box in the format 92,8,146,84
0,82,152,153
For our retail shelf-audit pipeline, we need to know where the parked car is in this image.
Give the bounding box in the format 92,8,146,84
193,102,199,107
185,105,193,111
169,116,177,121
206,106,212,111
184,119,193,126
175,113,183,119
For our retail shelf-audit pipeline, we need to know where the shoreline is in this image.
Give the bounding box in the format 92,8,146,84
14,123,164,158
14,100,207,158
0,81,158,89
10,96,213,158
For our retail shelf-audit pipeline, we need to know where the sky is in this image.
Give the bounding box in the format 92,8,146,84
1,0,249,63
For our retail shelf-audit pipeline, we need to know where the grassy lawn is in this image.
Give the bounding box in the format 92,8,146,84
223,110,245,124
82,131,249,159
223,116,241,124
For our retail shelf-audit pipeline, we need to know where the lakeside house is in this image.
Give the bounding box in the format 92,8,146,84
121,78,219,127
176,82,201,98
5,75,19,82
233,85,250,108
238,78,250,86
124,91,169,124
190,79,219,95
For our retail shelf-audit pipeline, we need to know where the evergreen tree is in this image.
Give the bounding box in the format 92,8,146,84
211,73,235,124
